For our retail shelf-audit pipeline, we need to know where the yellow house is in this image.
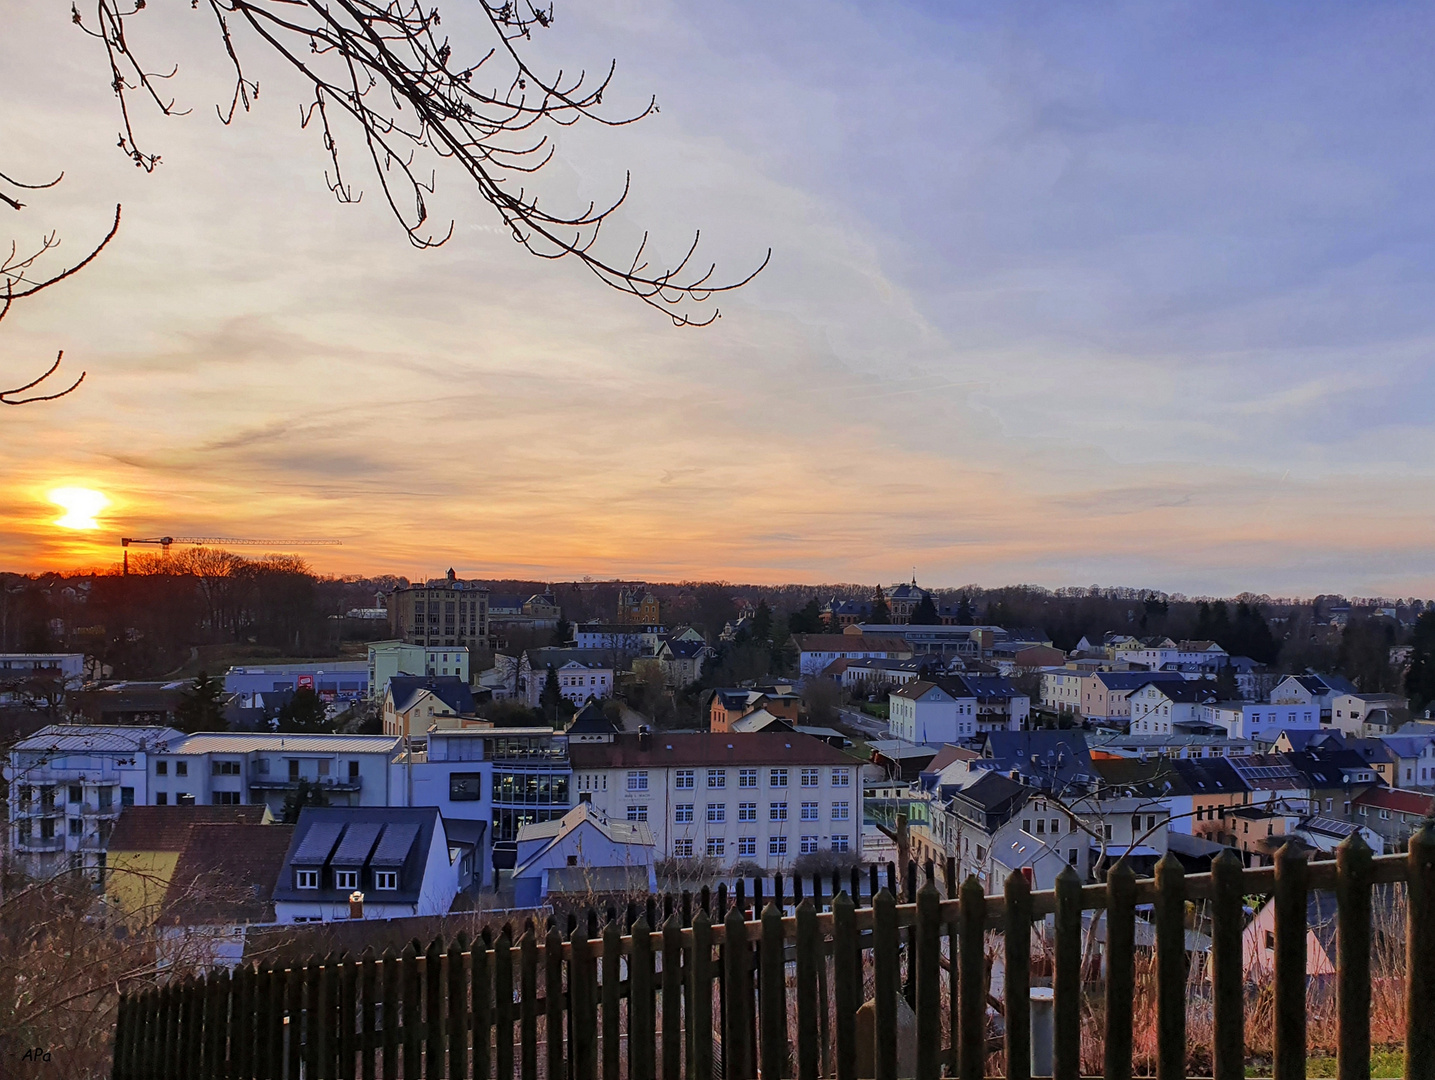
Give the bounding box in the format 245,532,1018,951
106,805,271,924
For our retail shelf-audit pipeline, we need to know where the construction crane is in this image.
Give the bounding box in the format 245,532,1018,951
120,536,342,574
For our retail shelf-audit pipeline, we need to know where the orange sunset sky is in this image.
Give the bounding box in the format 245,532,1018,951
6,3,1435,596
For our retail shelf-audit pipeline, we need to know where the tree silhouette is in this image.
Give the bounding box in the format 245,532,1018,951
175,670,227,733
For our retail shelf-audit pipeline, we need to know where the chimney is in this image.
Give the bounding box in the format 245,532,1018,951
349,891,365,920
638,725,651,751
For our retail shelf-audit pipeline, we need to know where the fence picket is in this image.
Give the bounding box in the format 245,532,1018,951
914,881,941,1080
1155,854,1186,1080
427,937,446,1080
1273,845,1308,1080
690,913,714,1080
631,919,656,1080
664,914,684,1080
380,949,399,1080
451,937,469,1080
759,904,786,1080
286,961,303,1080
795,900,818,1080
1054,866,1082,1080
723,906,752,1080
601,922,620,1080
521,931,538,1080
571,926,598,1080
1408,825,1435,1079
958,877,985,1080
1104,860,1137,1080
341,955,359,1080
305,960,323,1080
1004,869,1032,1080
547,926,566,1080
403,943,422,1080
495,929,515,1080
473,937,493,1080
831,892,858,1080
235,963,254,1080
873,889,899,1080
1336,834,1372,1080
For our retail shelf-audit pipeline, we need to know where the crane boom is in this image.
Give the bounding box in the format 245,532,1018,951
120,535,342,574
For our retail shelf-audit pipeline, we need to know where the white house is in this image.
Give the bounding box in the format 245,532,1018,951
0,653,87,700
791,634,914,677
1201,701,1319,741
1331,693,1410,737
569,731,860,870
367,641,470,701
1127,681,1219,735
1114,638,1228,671
888,681,976,745
495,650,614,708
1041,669,1085,715
510,802,657,906
1268,673,1356,723
271,806,459,924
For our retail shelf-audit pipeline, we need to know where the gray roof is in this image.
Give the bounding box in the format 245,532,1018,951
1090,671,1187,691
388,675,475,714
13,724,185,754
273,806,444,905
173,733,403,755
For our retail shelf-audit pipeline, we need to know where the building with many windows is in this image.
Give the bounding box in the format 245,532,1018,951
569,731,861,870
387,569,490,651
366,641,471,702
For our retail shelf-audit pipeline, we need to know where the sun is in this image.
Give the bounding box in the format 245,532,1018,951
49,487,109,530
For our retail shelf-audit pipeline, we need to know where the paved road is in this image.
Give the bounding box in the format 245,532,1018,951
837,706,889,740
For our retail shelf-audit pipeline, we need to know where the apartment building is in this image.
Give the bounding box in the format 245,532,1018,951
387,569,490,651
569,731,861,870
367,641,471,701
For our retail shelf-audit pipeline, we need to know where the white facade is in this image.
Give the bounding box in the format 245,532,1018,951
1042,669,1084,714
1202,702,1319,741
0,652,87,691
888,683,976,744
367,641,470,701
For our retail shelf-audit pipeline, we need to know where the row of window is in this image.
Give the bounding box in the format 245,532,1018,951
628,767,849,792
17,784,133,807
155,758,363,780
673,835,852,858
656,801,851,823
294,868,396,890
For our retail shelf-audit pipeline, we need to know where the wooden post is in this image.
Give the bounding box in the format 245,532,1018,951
474,936,493,1080
427,937,446,1080
286,964,304,1080
760,904,787,1080
602,922,620,1080
496,928,515,1080
1105,860,1138,1080
305,960,323,1080
340,954,358,1080
1005,869,1032,1080
571,925,598,1080
958,877,985,1080
451,936,470,1080
691,912,714,1080
157,983,176,1080
1336,833,1372,1080
1407,825,1435,1080
381,949,400,1080
403,943,423,1080
873,889,899,1080
832,892,859,1080
359,949,377,1080
1154,853,1186,1080
1273,844,1308,1080
723,906,752,1080
664,914,684,1080
1053,865,1082,1080
547,925,566,1080
521,931,539,1080
211,970,230,1080
112,992,130,1080
914,881,942,1080
632,919,656,1080
234,963,254,1080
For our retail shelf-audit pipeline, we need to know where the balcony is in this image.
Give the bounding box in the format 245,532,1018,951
16,836,66,852
13,804,63,819
247,776,362,793
81,802,122,819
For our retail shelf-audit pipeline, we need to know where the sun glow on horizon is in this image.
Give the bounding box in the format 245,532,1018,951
49,487,110,531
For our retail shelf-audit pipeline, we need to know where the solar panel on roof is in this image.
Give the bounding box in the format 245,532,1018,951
370,821,421,867
292,821,344,865
331,821,383,867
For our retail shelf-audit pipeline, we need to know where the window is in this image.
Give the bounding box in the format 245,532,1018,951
1068,849,1078,865
770,802,788,821
770,769,788,788
213,792,241,805
1023,819,1032,833
738,837,757,857
121,787,134,807
175,762,187,777
212,761,241,776
675,804,695,823
831,834,850,853
296,870,319,889
1036,819,1045,834
349,761,360,781
1131,816,1142,834
450,773,482,801
627,771,649,792
739,769,758,789
769,835,788,856
374,871,398,890
801,835,820,854
707,804,726,824
800,768,819,787
1051,818,1061,834
154,793,168,805
335,870,358,890
1147,815,1158,830
1264,931,1275,951
68,784,82,803
738,802,757,822
707,837,726,858
155,761,168,776
69,817,83,836
675,770,695,790
627,805,649,822
833,801,850,821
674,838,694,858
708,770,726,789
801,802,819,821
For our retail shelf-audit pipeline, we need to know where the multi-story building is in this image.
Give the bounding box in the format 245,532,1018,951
1079,671,1188,725
1269,673,1357,724
387,569,490,651
367,641,471,701
1201,700,1320,741
223,661,369,706
883,579,934,624
0,652,87,703
889,681,977,745
1127,680,1220,734
494,649,614,708
1331,693,1411,737
617,589,662,625
5,724,182,880
792,634,914,677
569,731,861,870
573,624,663,652
1041,668,1086,715
382,676,476,738
1353,787,1435,851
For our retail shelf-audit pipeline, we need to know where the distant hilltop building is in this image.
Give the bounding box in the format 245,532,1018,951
387,569,490,651
617,587,661,625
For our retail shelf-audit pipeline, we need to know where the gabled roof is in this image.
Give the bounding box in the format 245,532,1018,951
109,805,272,853
659,638,708,660
945,674,1023,699
950,769,1028,815
1168,757,1248,794
1376,734,1435,759
1090,757,1194,797
1088,671,1186,691
525,648,615,671
1353,786,1435,816
982,730,1093,787
566,700,619,736
1142,681,1219,705
923,744,980,774
272,806,444,904
513,803,654,877
388,675,475,714
891,680,950,701
729,710,794,734
160,822,295,926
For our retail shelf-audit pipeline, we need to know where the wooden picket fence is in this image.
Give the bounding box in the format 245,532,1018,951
114,828,1435,1080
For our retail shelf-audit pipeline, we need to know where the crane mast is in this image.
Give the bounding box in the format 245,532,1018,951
119,535,341,574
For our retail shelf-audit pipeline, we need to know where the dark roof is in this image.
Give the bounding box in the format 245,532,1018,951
1285,748,1382,788
109,805,270,852
982,730,1094,788
1279,729,1346,752
944,674,1023,699
791,634,912,652
1090,757,1194,797
160,822,294,926
388,675,475,714
1143,681,1219,704
951,770,1028,815
1353,786,1435,816
272,806,444,905
569,731,856,770
1169,757,1248,795
566,700,619,735
525,648,614,670
1090,671,1187,691
660,638,708,660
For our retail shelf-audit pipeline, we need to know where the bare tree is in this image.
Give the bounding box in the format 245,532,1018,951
71,0,766,325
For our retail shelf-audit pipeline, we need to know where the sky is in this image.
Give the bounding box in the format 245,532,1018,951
3,1,1435,597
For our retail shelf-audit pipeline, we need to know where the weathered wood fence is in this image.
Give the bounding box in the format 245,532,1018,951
114,828,1435,1080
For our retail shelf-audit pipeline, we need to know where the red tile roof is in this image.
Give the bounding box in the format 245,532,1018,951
160,823,295,926
108,805,271,853
569,731,858,769
1354,786,1435,816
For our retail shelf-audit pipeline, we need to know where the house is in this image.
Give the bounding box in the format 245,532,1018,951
952,674,1030,733
1243,889,1399,980
868,741,941,781
383,675,476,737
573,624,663,652
69,682,192,727
1085,732,1258,761
1114,639,1229,672
1332,693,1411,738
729,709,796,735
882,579,935,624
502,649,614,708
510,802,657,906
792,634,914,677
978,730,1096,794
565,701,621,744
4,724,184,881
387,570,490,651
1223,804,1304,866
224,661,369,707
0,652,87,703
1353,787,1435,851
271,806,460,924
838,657,928,691
652,637,711,688
105,805,273,923
823,598,873,628
367,641,470,701
1042,669,1086,716
155,821,295,969
1127,680,1219,735
1012,645,1066,669
1291,815,1383,855
1269,673,1357,724
1080,671,1187,725
617,589,662,625
1372,734,1435,789
569,731,861,870
889,681,976,745
1201,699,1320,741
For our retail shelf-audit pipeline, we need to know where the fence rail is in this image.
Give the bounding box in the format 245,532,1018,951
114,828,1435,1080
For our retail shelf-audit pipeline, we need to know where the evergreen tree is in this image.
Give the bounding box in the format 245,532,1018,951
280,777,330,823
540,663,563,724
1406,611,1435,712
551,618,573,647
788,598,824,636
909,594,940,625
275,686,331,733
869,587,891,625
175,670,227,733
955,593,973,624
751,600,774,642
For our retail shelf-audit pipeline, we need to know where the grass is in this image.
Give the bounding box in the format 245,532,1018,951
859,701,889,720
1247,1050,1404,1078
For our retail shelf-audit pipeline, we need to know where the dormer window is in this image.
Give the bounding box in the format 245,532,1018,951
374,871,398,890
335,870,358,890
296,870,319,889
